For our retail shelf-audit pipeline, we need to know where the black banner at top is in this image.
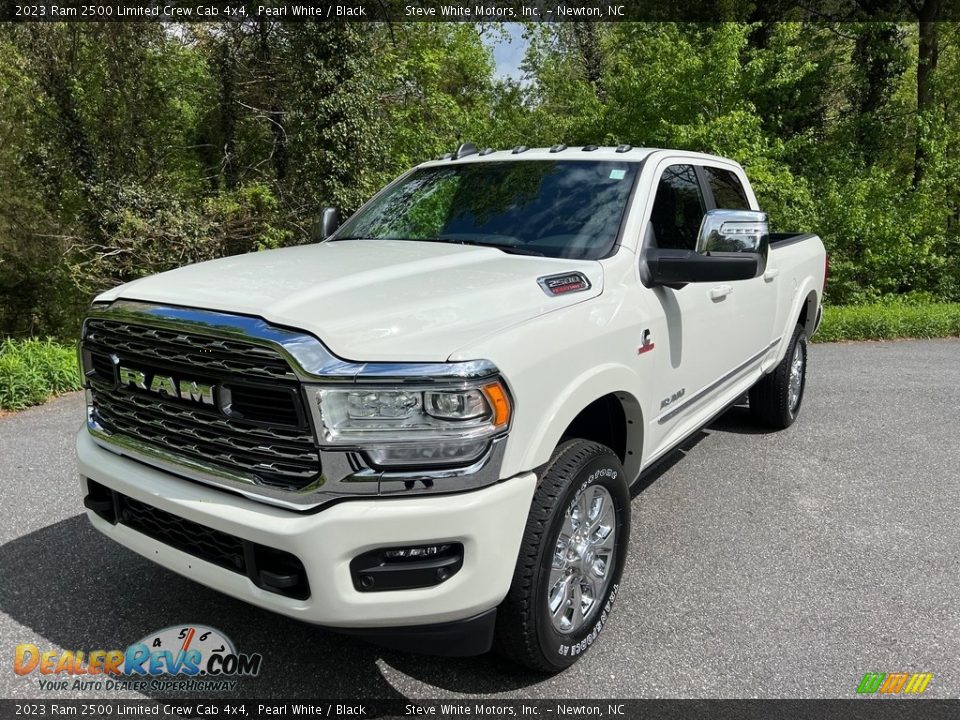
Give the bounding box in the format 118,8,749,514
2,0,960,22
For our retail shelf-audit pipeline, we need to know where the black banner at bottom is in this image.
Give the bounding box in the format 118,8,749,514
1,699,958,720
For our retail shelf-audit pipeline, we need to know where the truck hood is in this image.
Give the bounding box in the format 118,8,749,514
96,239,603,362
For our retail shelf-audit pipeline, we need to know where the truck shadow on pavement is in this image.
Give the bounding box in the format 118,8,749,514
630,430,710,499
628,398,763,501
0,515,547,698
704,397,770,436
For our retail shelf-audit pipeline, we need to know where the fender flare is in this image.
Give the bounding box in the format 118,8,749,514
769,279,820,368
518,363,645,480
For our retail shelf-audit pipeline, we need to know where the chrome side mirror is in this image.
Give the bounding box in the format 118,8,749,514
696,209,769,255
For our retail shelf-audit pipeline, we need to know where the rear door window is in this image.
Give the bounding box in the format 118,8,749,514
703,166,750,210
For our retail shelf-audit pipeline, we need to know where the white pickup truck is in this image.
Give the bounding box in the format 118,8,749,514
77,145,826,672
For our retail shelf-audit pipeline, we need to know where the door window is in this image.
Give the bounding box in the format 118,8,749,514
648,164,705,251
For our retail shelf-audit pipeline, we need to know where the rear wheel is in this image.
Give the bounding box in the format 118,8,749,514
749,323,807,429
495,440,630,672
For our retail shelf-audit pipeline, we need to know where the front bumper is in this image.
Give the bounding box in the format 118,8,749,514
77,429,536,628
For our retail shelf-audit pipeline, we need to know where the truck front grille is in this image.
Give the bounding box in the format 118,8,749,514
83,317,321,490
123,491,247,573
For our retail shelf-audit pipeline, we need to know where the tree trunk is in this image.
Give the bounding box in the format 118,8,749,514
214,36,239,190
851,23,906,165
572,23,604,101
914,0,941,186
257,21,288,182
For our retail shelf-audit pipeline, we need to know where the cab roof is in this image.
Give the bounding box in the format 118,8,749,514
416,144,735,168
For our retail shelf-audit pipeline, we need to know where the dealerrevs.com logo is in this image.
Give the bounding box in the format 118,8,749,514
856,672,933,696
14,625,262,693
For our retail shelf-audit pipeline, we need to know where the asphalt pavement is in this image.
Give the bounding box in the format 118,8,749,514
1,339,958,700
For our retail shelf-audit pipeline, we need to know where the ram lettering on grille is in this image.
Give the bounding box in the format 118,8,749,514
117,366,215,405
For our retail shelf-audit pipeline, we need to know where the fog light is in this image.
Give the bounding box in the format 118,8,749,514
350,543,464,592
383,544,451,561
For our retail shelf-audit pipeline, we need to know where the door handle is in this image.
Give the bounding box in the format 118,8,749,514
709,285,734,301
764,268,780,282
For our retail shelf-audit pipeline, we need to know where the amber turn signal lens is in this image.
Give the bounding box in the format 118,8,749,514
482,382,511,427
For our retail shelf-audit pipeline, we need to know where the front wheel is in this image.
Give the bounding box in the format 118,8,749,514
495,440,630,672
749,322,807,429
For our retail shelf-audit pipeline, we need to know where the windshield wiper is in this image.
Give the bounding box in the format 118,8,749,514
331,236,459,244
473,243,545,257
418,237,545,256
329,236,545,256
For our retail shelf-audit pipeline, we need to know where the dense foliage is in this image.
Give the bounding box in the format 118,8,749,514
1,21,958,340
0,338,81,410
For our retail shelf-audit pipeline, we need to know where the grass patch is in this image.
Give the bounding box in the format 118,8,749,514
0,338,82,411
815,302,960,342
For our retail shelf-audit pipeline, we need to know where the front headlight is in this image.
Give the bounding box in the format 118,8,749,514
304,380,511,468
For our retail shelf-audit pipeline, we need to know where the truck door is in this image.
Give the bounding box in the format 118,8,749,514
698,164,779,363
642,163,744,457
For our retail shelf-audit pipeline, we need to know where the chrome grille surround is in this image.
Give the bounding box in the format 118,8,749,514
84,300,499,383
85,319,296,381
81,300,508,511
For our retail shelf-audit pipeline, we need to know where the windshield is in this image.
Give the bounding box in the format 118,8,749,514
333,160,639,260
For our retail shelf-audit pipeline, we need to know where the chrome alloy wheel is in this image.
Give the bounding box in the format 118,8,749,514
547,485,617,633
788,340,805,412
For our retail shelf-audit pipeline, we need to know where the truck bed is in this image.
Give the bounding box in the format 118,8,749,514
770,232,818,248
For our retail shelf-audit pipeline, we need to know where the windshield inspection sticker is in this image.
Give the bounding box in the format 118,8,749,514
609,169,627,180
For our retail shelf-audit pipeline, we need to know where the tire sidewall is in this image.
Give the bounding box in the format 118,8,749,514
787,329,808,421
534,451,630,669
